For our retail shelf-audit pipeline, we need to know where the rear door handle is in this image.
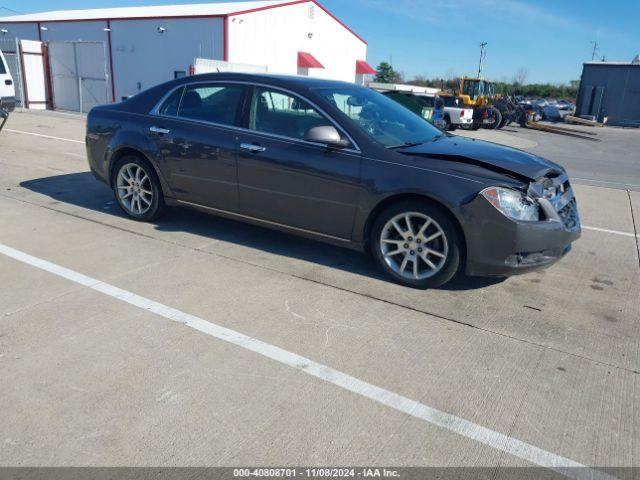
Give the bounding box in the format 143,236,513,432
150,126,171,135
240,143,266,153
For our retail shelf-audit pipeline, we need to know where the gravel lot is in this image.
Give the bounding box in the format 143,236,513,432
1,110,639,478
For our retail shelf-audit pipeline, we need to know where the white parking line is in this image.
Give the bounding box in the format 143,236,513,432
0,242,615,480
4,129,84,144
583,225,639,238
573,178,640,189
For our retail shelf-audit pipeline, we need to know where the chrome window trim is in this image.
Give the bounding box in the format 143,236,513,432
149,80,362,153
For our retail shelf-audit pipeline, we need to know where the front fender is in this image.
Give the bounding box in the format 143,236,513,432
353,155,487,247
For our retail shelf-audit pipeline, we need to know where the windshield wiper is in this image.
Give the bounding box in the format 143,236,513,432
387,135,444,150
387,140,427,150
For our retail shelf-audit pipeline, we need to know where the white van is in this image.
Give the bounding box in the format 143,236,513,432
0,49,16,111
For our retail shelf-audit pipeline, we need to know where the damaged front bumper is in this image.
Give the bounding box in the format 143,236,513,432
462,173,581,276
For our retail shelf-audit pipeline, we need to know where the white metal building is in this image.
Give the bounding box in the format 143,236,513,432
0,0,374,103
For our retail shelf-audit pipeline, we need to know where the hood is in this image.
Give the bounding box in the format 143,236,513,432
397,135,562,181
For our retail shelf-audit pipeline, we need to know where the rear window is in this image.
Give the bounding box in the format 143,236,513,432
441,96,463,107
415,95,435,107
177,83,245,126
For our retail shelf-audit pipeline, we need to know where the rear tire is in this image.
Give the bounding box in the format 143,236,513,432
112,155,166,222
371,201,463,289
443,115,452,132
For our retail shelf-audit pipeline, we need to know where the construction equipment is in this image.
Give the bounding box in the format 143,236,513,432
443,77,506,129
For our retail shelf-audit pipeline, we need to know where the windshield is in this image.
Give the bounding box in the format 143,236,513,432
462,80,483,98
0,53,7,74
316,87,441,148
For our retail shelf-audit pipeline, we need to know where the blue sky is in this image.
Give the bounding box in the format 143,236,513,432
2,0,638,84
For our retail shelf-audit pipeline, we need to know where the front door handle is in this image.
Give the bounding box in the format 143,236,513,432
240,143,266,153
150,126,171,135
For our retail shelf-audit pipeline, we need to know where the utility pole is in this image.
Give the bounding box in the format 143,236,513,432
590,40,599,61
477,42,488,78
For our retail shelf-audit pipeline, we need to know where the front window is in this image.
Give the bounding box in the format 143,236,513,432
0,55,7,74
317,86,442,148
249,87,332,141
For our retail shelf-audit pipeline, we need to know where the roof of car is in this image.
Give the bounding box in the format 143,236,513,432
114,72,365,114
184,72,362,89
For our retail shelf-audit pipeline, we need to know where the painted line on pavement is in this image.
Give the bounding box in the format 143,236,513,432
573,178,640,189
583,225,639,238
0,241,616,480
4,129,84,144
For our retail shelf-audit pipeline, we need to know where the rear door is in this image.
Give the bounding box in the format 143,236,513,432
148,82,247,211
236,85,361,240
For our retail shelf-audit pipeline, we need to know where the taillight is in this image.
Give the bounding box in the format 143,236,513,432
460,110,465,118
482,110,489,118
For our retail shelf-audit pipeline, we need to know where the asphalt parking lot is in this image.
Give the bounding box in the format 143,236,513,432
1,111,639,478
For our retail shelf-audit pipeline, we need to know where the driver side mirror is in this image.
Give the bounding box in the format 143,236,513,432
304,126,350,149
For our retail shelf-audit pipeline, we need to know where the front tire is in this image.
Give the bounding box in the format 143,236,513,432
112,155,166,222
488,107,502,129
371,201,463,289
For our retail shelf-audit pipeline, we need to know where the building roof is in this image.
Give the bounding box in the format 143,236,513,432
583,61,640,67
0,0,367,44
0,0,296,22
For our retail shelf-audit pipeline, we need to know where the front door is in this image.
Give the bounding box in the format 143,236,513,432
148,82,247,211
237,86,361,240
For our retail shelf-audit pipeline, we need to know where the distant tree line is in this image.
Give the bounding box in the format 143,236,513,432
374,62,579,99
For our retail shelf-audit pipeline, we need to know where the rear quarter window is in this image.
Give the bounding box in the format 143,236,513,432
158,87,183,116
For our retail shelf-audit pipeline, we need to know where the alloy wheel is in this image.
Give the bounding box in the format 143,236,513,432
379,212,449,280
116,163,153,215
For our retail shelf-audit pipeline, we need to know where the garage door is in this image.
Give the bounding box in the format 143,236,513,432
48,41,109,113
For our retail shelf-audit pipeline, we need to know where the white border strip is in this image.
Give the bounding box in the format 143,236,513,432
0,242,617,480
583,226,639,238
4,129,84,144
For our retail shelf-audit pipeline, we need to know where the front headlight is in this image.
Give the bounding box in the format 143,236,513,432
480,187,540,221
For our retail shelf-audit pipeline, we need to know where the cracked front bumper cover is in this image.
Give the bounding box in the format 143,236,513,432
461,194,581,276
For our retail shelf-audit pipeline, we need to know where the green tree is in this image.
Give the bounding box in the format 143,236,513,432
407,75,579,100
374,62,402,84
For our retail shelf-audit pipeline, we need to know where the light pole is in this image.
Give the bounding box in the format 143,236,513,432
477,42,488,78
